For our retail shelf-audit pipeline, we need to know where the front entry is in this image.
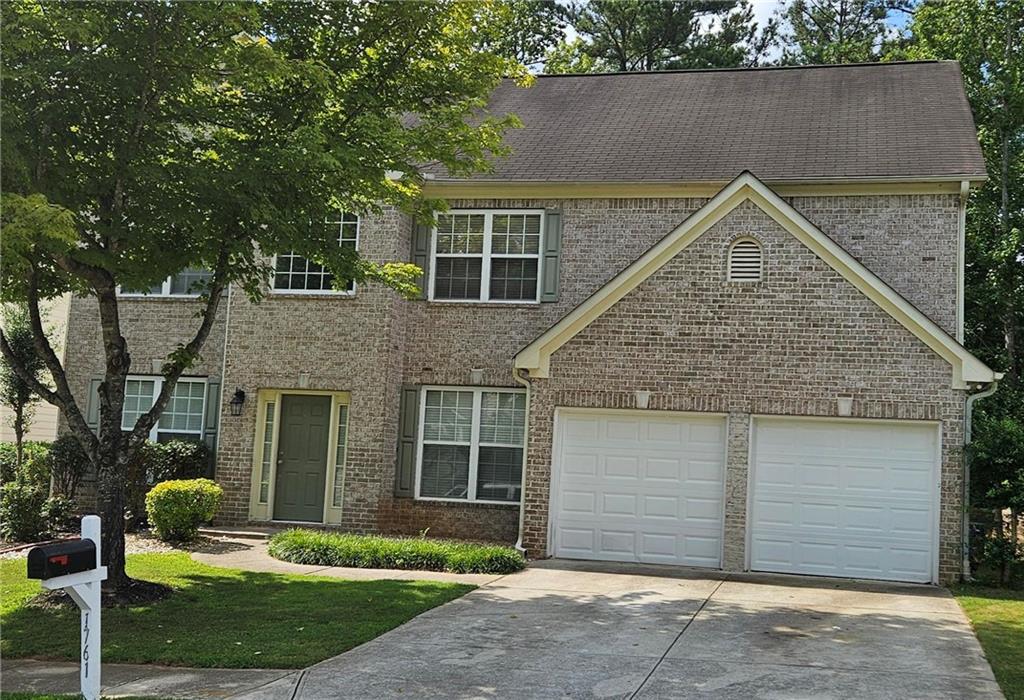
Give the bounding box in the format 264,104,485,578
273,394,332,522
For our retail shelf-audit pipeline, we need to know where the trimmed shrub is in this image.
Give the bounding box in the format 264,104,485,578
127,440,212,527
0,440,51,490
0,482,48,541
268,529,527,575
145,478,223,542
42,495,76,533
49,435,89,497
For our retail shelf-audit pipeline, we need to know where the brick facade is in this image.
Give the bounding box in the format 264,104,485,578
61,192,967,580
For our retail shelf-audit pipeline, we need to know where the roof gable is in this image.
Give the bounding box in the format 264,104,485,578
513,172,997,389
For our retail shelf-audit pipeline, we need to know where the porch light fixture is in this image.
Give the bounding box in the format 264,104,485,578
229,389,246,416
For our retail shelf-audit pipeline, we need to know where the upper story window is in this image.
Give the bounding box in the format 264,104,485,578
120,268,213,297
430,210,543,303
727,237,763,282
121,375,208,442
273,212,359,294
416,387,526,503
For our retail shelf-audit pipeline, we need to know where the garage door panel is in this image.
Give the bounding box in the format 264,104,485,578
554,411,725,567
751,418,937,583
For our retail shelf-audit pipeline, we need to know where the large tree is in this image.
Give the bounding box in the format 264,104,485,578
779,0,912,64
907,0,1023,572
0,0,525,594
479,0,566,69
567,0,775,71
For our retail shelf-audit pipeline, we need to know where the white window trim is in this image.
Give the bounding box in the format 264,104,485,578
270,215,360,296
121,375,207,441
117,273,210,299
414,385,527,505
428,209,544,304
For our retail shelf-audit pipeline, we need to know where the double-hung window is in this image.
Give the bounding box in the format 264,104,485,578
121,376,207,442
273,212,359,294
417,387,526,503
119,268,213,297
431,211,543,303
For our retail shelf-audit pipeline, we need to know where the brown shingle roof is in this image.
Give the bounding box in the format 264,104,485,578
425,61,986,183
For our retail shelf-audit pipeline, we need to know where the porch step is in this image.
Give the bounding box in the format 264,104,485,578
198,525,280,541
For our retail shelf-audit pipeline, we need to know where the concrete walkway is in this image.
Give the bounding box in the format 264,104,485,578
4,554,1003,699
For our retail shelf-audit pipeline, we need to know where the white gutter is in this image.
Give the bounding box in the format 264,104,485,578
963,380,1000,580
511,367,532,554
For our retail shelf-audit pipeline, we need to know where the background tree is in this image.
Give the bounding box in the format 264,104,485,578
567,0,774,71
778,0,912,64
543,37,602,74
0,304,46,469
907,0,1024,576
479,0,566,68
0,0,525,594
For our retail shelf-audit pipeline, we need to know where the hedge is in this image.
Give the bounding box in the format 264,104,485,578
268,529,526,575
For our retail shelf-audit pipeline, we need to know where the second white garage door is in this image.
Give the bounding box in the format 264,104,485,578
750,418,939,583
551,410,726,567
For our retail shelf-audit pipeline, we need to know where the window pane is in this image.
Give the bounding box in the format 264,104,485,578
422,390,474,442
489,259,538,301
259,402,275,504
274,252,334,291
476,446,523,502
122,379,156,429
333,405,349,507
491,214,541,255
436,214,484,255
169,268,213,295
433,258,482,300
327,211,359,292
479,392,526,444
158,381,205,433
420,444,470,499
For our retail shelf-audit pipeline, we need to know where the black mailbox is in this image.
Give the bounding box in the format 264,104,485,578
27,539,97,580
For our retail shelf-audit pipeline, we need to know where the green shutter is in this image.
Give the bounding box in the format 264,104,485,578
203,381,221,477
540,209,562,302
394,385,420,497
412,220,431,300
85,378,102,433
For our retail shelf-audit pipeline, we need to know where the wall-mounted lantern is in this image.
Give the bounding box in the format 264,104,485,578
229,389,246,417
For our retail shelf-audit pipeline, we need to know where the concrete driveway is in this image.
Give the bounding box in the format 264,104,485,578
254,559,1001,700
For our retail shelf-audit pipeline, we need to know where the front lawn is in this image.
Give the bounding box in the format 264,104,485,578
954,585,1024,700
1,553,472,668
269,528,526,574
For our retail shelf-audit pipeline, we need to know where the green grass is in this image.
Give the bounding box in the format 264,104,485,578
269,528,526,574
1,553,472,668
954,584,1024,700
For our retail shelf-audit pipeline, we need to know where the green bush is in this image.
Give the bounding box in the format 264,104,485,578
145,478,223,542
49,435,89,497
268,529,526,574
0,440,52,490
127,440,211,526
0,482,48,541
42,495,76,533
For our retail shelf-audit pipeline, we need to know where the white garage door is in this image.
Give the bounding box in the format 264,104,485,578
750,418,939,583
552,410,726,567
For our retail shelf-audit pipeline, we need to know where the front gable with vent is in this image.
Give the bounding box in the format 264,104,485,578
514,172,997,389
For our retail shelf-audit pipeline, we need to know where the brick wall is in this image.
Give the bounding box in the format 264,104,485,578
60,192,965,571
520,200,966,583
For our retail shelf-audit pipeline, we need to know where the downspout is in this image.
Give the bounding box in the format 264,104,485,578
512,366,532,554
956,181,969,343
963,380,999,580
215,283,233,479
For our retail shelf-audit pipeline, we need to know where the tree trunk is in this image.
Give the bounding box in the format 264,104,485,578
98,452,129,589
13,405,25,470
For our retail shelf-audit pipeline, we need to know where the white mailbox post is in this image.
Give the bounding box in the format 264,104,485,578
28,515,107,700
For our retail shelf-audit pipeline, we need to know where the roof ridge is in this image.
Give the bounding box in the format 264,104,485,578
535,60,949,79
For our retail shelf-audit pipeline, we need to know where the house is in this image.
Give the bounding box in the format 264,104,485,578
62,60,999,585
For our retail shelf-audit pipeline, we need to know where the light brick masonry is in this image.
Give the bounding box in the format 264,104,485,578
62,192,969,582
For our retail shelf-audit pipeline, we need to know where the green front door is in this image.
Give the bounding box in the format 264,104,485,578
273,394,331,522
